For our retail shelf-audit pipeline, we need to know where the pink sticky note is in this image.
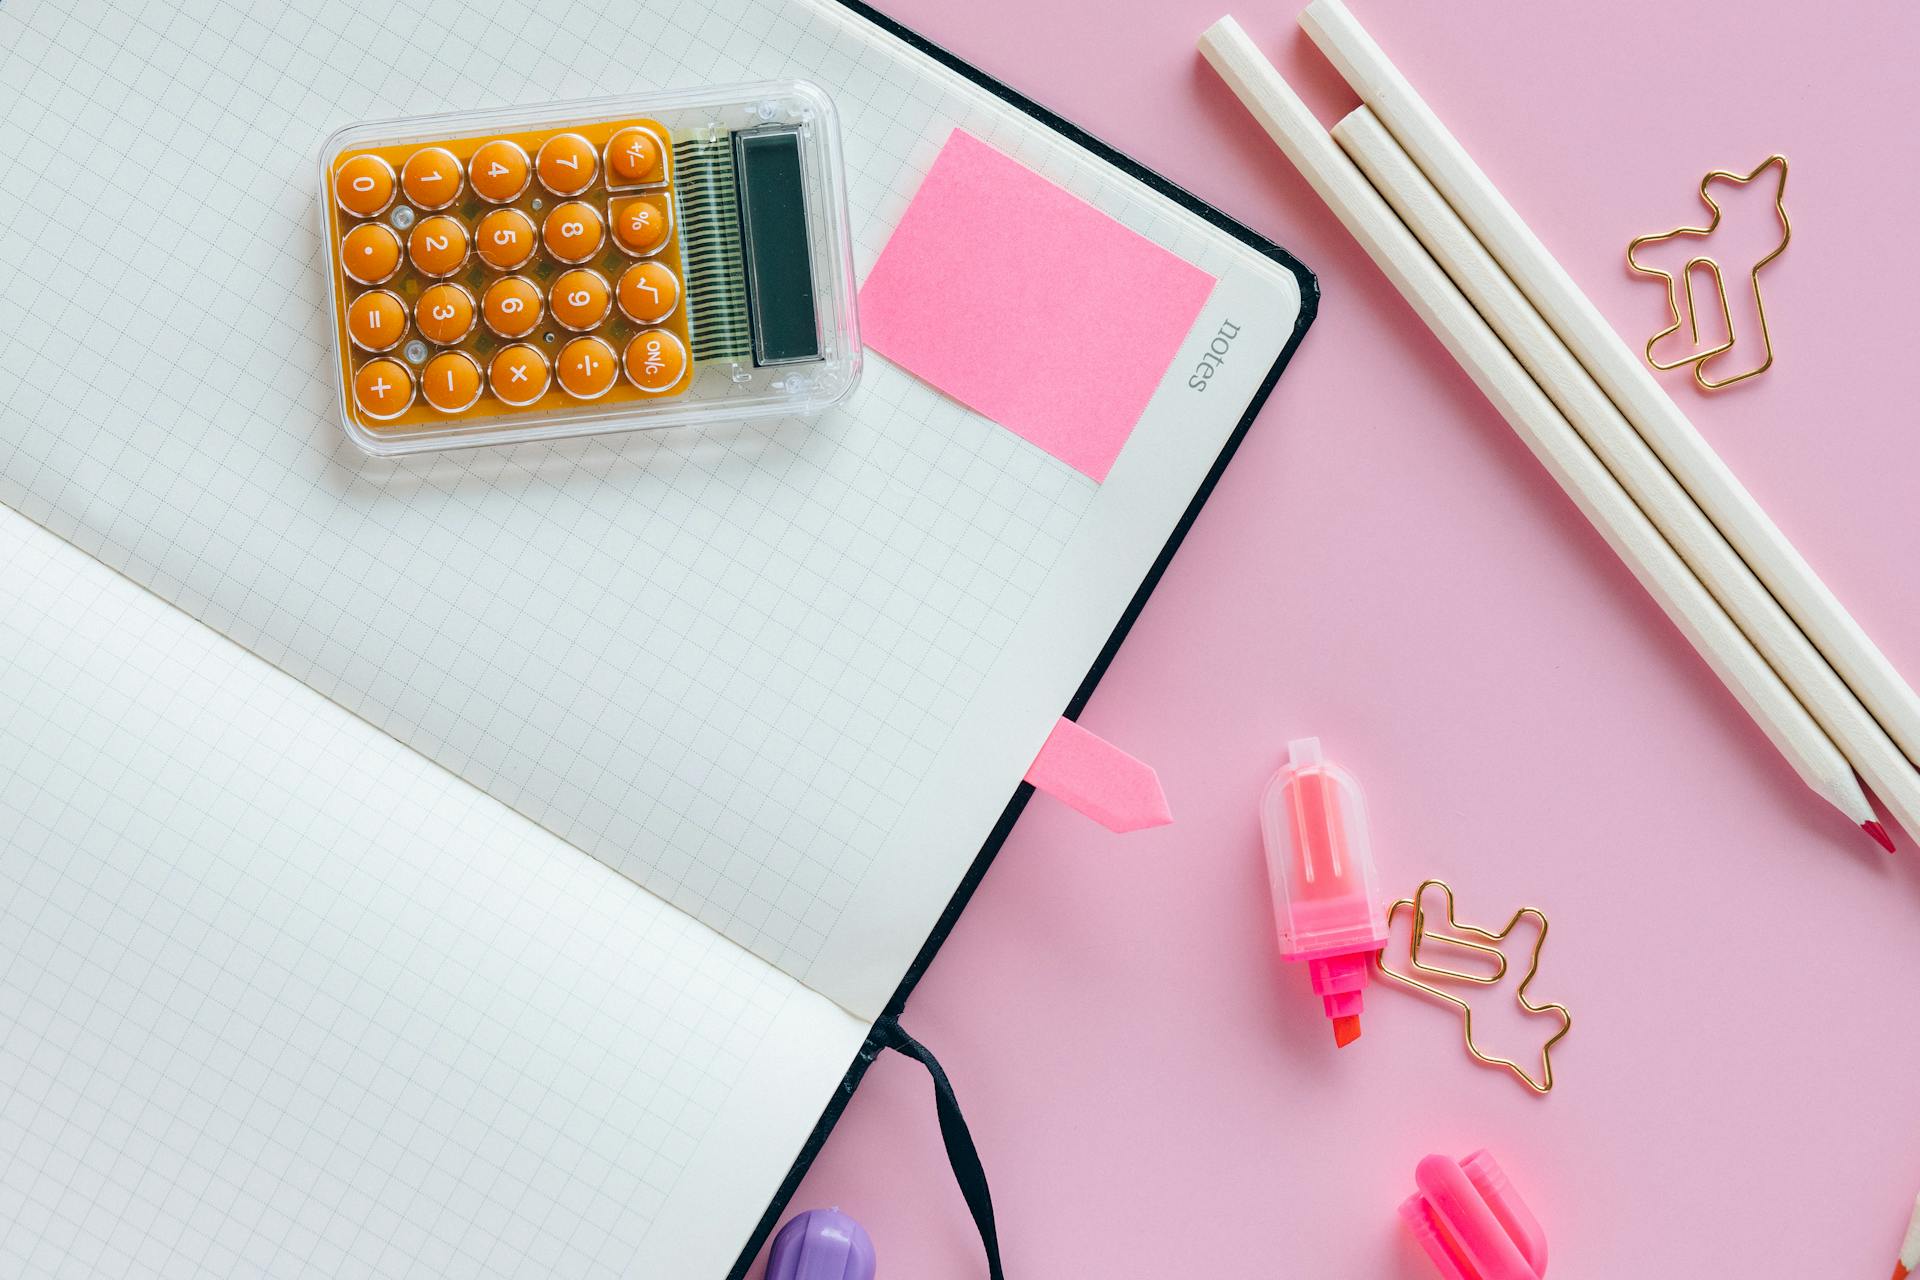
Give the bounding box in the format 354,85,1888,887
858,130,1217,482
1024,716,1173,833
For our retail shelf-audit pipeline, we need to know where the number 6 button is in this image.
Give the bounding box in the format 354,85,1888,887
482,277,543,339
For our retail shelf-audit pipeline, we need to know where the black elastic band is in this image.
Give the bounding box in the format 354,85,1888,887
875,1017,1005,1280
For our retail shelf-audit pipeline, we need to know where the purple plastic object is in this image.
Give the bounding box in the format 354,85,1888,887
764,1207,877,1280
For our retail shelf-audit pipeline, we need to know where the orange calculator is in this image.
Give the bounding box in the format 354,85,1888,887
319,84,860,455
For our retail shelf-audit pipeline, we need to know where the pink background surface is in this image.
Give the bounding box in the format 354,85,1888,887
754,1,1920,1275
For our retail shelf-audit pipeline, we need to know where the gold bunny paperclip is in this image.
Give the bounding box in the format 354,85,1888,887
1375,879,1571,1095
1626,155,1791,391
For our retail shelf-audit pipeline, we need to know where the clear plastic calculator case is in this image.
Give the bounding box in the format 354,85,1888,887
318,81,861,456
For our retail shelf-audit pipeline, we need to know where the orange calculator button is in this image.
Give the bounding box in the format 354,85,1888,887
606,127,665,186
475,207,537,270
542,201,604,264
415,282,476,345
617,260,680,324
556,335,619,399
481,276,543,339
341,222,402,285
611,195,671,256
470,139,532,203
489,344,551,406
346,289,407,351
353,357,413,420
333,153,395,217
421,350,484,414
549,269,611,331
623,329,689,394
400,146,463,210
535,132,597,196
408,215,469,277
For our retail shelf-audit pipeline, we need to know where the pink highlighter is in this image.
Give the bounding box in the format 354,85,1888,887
1259,737,1387,1047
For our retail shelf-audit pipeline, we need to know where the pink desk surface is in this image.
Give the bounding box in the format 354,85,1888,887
754,1,1920,1275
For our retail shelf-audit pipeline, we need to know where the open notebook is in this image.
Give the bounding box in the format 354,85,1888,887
0,0,1313,1275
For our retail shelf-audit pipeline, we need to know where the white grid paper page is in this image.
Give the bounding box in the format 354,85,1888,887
0,510,868,1279
0,0,1299,1012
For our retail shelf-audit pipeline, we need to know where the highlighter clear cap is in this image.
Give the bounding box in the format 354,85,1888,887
1260,737,1385,958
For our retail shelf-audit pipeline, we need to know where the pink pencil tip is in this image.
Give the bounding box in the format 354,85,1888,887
1891,1263,1908,1280
1864,820,1896,853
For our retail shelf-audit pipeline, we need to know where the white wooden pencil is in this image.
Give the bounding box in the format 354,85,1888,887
1895,1189,1920,1280
1332,105,1913,849
1299,0,1920,770
1195,17,1877,837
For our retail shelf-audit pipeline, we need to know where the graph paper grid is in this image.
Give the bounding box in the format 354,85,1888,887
0,0,1257,994
0,509,866,1279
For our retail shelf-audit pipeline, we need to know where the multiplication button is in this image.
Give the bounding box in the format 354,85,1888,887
489,345,550,406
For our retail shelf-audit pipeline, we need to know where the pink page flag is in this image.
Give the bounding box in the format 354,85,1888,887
858,129,1217,482
1024,716,1173,833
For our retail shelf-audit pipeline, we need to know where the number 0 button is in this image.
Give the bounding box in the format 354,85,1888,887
556,336,619,399
333,153,395,217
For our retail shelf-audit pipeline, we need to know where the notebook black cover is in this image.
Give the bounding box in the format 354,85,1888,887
726,5,1318,1275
